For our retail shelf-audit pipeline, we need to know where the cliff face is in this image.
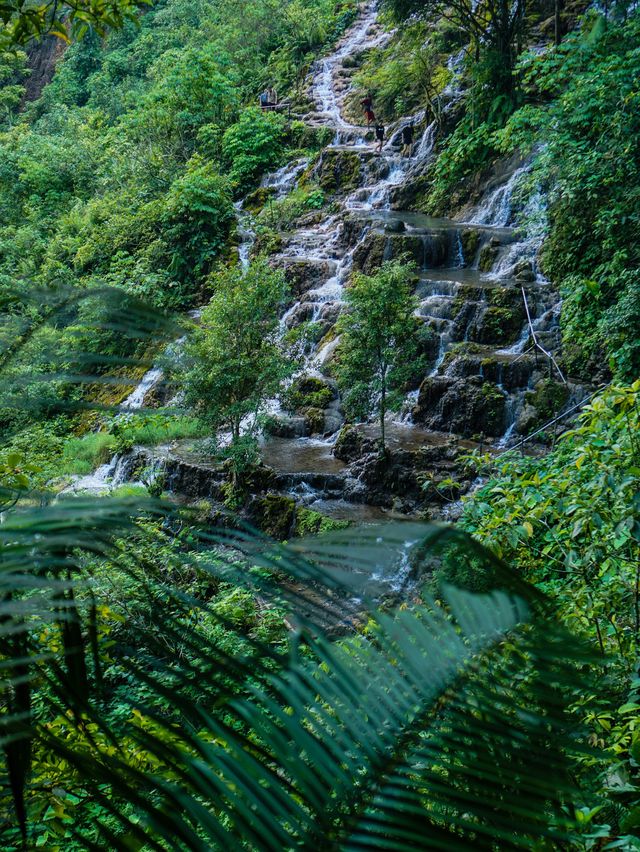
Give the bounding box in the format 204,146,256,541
22,35,67,104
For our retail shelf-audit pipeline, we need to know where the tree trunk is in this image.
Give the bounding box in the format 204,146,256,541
554,0,562,45
379,380,386,454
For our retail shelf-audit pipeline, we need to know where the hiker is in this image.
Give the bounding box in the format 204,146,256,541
401,121,414,157
374,122,385,154
360,93,376,127
259,88,270,110
267,86,278,107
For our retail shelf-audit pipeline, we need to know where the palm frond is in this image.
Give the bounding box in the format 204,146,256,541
2,518,596,850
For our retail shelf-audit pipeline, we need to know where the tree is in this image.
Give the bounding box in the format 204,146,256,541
335,261,429,452
1,0,143,49
383,0,527,96
163,158,235,285
182,258,293,468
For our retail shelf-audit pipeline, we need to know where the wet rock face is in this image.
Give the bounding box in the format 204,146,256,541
459,229,480,266
346,451,421,507
413,376,506,437
249,493,296,539
162,457,226,500
451,285,525,346
352,232,387,273
271,258,336,299
443,350,535,391
516,379,571,434
265,414,311,439
143,379,178,408
314,148,364,193
282,375,342,436
478,242,499,272
352,231,450,274
333,425,377,462
283,302,316,329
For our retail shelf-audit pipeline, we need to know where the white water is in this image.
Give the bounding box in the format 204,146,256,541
470,165,529,228
313,4,389,134
120,367,164,410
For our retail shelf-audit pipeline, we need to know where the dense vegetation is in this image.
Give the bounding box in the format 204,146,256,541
0,0,354,441
1,0,640,846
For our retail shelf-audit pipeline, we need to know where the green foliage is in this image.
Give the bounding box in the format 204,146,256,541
383,0,526,97
163,157,235,283
461,381,640,844
109,412,208,451
258,182,326,231
0,0,356,361
425,116,503,214
182,259,293,465
349,19,457,123
283,374,333,412
1,508,599,849
463,381,640,660
497,13,640,378
222,106,287,194
335,260,429,449
295,506,349,535
0,48,27,125
0,0,143,49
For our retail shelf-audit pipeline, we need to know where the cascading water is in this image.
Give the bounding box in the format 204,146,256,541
312,4,390,136
469,165,529,228
63,3,568,526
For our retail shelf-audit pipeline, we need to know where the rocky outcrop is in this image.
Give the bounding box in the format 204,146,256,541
314,148,367,193
413,376,507,437
23,36,67,104
271,258,337,299
352,231,450,274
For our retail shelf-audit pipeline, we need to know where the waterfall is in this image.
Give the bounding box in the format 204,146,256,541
234,200,255,272
63,3,569,517
469,165,528,227
312,3,390,134
120,367,163,410
261,158,309,199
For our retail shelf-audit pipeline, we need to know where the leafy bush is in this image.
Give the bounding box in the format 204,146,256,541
222,107,287,194
163,158,235,284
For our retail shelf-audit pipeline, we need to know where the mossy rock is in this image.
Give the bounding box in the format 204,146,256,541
284,375,334,412
488,287,522,310
252,229,284,256
303,407,326,434
315,149,362,193
287,122,334,151
525,379,570,423
451,284,483,321
473,306,523,345
243,186,274,213
333,425,370,462
460,229,480,266
413,376,506,436
352,233,387,274
478,243,499,272
252,493,296,540
295,508,350,536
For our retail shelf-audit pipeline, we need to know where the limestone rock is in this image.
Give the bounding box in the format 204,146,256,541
413,376,506,437
250,493,296,539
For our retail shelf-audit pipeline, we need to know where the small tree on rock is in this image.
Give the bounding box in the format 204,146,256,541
335,260,430,452
183,259,292,477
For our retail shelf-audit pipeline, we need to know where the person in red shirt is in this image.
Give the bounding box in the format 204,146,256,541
360,93,376,127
